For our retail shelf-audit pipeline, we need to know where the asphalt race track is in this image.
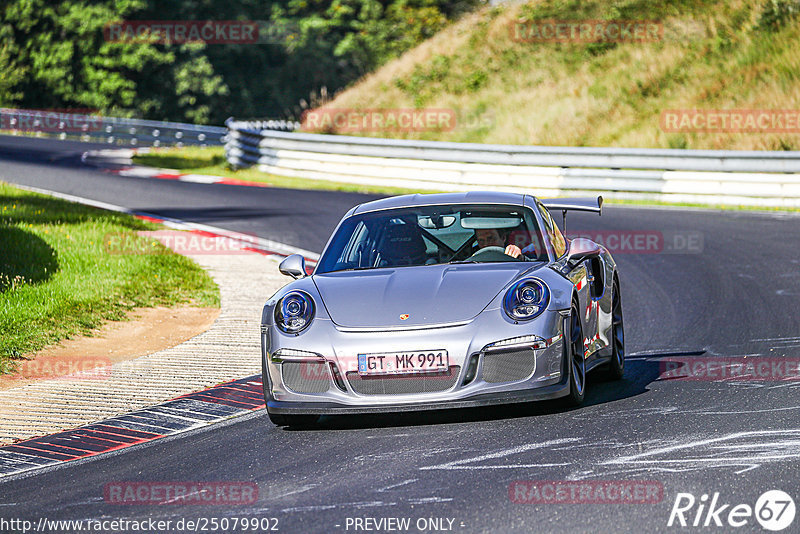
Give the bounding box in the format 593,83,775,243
2,135,800,533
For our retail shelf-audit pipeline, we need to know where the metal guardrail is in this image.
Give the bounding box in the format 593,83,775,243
225,119,800,207
227,119,300,133
0,108,228,147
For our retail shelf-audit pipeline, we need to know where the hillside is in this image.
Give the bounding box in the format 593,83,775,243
308,0,800,150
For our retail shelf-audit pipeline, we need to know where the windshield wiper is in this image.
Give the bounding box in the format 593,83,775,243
448,260,479,264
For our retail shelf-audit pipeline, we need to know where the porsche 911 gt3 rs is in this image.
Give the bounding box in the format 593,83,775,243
260,192,624,426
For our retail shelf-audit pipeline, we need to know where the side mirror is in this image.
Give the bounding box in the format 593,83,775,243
565,238,602,267
279,254,307,279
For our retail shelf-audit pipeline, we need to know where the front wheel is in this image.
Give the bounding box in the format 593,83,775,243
563,302,586,406
267,411,319,427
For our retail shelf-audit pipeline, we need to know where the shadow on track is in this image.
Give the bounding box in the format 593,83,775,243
0,135,107,167
134,206,294,224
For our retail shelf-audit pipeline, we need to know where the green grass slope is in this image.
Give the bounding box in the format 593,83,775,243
313,0,800,150
0,183,219,374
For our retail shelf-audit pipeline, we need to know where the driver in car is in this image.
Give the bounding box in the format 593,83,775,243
475,228,522,258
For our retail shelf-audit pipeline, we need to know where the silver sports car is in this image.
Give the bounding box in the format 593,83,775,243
261,192,624,426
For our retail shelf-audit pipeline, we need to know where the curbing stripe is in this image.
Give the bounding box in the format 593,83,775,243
110,166,272,189
0,375,263,479
189,394,260,410
0,184,298,479
111,414,194,433
39,437,111,454
0,450,55,469
9,183,320,264
147,406,223,422
86,424,162,440
3,445,78,461
68,430,135,445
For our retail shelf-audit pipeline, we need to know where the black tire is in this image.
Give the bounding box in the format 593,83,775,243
267,411,288,426
563,301,586,406
605,277,625,380
268,412,319,427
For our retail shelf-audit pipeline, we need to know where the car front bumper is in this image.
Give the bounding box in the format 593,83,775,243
262,307,569,415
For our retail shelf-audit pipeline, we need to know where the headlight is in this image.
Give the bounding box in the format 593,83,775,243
275,291,315,334
503,279,549,321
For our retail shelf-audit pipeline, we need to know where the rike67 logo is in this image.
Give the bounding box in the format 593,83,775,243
668,490,796,531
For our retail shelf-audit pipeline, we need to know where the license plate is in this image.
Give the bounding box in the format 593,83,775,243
357,350,449,376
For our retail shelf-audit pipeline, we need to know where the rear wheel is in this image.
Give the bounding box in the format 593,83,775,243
605,278,625,380
563,302,586,406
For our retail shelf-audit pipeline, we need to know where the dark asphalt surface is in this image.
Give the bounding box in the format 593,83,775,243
0,134,377,252
1,135,800,533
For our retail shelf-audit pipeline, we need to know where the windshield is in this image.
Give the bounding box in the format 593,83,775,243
316,204,548,274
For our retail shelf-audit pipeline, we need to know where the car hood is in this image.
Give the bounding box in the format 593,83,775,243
312,263,542,328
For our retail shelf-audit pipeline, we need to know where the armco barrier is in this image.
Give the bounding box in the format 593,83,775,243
225,119,800,207
0,108,229,147
0,109,287,148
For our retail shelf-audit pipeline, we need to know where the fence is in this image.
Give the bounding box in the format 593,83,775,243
225,119,800,207
0,108,229,147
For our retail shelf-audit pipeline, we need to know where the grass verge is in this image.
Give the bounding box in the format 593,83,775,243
0,182,220,374
133,146,800,213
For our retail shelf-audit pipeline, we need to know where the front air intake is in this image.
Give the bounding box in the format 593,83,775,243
346,366,461,395
281,362,331,393
482,349,536,383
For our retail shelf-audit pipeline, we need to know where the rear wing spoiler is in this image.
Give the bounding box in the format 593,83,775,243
541,196,603,214
541,196,603,234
